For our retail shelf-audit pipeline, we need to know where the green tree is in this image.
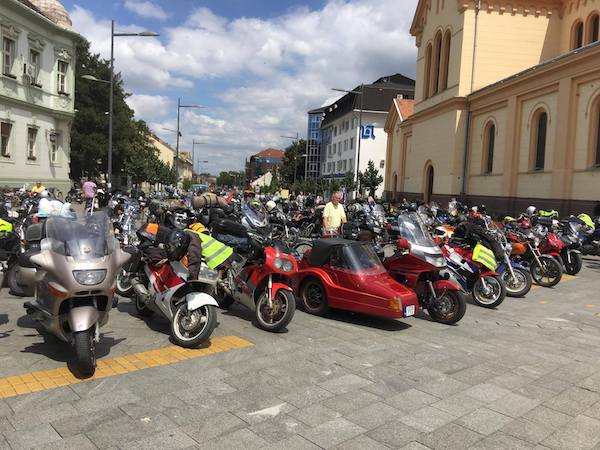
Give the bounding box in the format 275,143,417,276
359,160,384,198
217,170,245,187
280,139,307,186
182,177,193,191
341,171,357,192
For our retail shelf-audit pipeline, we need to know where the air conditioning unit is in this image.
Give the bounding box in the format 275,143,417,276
23,63,36,83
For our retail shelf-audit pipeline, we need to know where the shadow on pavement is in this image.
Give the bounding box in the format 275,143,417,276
299,308,412,332
117,299,173,336
220,303,289,333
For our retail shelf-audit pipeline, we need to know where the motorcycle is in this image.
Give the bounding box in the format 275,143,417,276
212,217,297,332
20,211,130,376
555,218,584,275
127,235,219,348
383,212,466,324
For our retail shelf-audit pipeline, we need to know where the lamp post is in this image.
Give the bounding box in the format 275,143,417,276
104,21,159,189
332,85,364,193
174,99,206,184
280,132,304,185
192,140,207,178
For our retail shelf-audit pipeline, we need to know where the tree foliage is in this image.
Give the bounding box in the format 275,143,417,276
70,38,173,185
280,139,307,185
359,160,384,198
216,170,245,187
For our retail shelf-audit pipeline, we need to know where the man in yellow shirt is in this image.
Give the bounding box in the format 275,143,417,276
322,192,347,237
31,181,45,196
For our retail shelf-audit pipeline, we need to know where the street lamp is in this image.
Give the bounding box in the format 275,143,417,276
192,140,207,177
174,98,207,183
332,85,364,192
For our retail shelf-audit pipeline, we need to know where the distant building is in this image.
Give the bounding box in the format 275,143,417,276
383,98,415,201
245,148,284,182
305,107,325,179
178,151,193,183
149,132,175,169
320,74,415,196
0,0,78,192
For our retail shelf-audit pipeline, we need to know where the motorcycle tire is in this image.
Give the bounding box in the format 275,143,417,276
255,289,296,332
427,291,466,325
171,304,217,348
563,252,583,276
300,278,329,315
472,275,506,308
531,256,563,287
501,268,532,298
135,295,154,317
73,329,96,377
7,264,26,297
116,270,134,297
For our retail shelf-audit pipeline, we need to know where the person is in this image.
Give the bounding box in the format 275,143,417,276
31,181,45,196
82,177,97,209
322,191,347,237
184,223,234,279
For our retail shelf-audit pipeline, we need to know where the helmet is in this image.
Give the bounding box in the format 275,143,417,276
526,206,537,216
165,229,191,261
266,200,277,212
40,190,49,198
189,222,207,234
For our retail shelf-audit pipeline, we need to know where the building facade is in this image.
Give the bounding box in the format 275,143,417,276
384,98,414,200
320,74,415,197
305,107,324,179
245,148,284,182
386,0,600,214
0,0,77,192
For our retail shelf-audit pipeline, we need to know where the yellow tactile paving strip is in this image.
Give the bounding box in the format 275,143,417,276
0,335,252,399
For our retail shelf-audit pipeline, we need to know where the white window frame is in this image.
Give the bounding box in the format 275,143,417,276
50,133,60,164
27,127,38,160
2,37,15,76
29,49,40,84
57,60,68,94
1,121,12,158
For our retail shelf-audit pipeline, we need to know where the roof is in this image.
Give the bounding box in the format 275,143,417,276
384,98,415,133
308,106,327,115
321,74,415,127
253,148,285,159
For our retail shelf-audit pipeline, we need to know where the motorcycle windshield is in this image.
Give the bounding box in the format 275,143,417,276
371,204,386,220
331,244,386,275
397,213,436,247
242,202,269,228
43,212,115,260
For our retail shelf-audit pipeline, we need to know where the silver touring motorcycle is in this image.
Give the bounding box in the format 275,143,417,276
20,211,130,376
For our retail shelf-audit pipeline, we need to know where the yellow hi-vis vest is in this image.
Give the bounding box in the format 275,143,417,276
186,229,233,270
472,242,498,271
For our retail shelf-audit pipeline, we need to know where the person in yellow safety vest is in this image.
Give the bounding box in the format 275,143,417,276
185,223,234,279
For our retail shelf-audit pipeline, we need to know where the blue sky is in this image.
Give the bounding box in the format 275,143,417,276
65,0,418,174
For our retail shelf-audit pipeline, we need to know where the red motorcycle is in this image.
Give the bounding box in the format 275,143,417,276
212,219,297,331
383,212,466,324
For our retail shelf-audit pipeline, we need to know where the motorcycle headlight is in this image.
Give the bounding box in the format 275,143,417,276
73,269,107,286
274,257,294,272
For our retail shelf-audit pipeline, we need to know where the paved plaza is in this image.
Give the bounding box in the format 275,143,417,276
1,260,600,449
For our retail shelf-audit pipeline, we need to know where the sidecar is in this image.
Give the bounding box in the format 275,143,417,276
293,239,419,319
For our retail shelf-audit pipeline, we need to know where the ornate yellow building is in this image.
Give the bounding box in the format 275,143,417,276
385,0,600,214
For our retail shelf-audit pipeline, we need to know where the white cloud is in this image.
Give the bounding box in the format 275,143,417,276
70,0,419,174
125,94,172,120
123,1,170,20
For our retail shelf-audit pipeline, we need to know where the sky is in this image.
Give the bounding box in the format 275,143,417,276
62,0,419,174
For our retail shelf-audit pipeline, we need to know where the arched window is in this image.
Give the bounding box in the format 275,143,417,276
587,13,600,44
532,110,548,171
440,30,451,91
592,98,600,167
433,31,443,94
572,21,584,49
483,122,495,174
424,44,432,99
393,172,398,197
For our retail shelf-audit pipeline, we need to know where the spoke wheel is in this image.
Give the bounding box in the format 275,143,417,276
531,256,562,287
472,275,506,308
428,291,466,325
255,290,296,332
501,268,532,297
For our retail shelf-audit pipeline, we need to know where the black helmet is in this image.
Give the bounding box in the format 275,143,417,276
165,229,191,261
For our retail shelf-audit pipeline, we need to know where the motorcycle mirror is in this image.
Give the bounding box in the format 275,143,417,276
397,238,411,251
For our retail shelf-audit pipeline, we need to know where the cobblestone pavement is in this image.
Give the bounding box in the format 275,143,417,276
1,259,600,449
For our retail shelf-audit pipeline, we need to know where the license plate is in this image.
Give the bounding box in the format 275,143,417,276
404,305,415,317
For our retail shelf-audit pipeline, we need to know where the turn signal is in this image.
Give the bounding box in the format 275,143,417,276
47,282,68,299
388,297,402,312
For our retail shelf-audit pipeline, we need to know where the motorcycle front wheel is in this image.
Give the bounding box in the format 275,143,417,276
501,268,532,297
563,252,583,276
171,304,217,348
427,291,466,325
7,264,26,297
255,289,296,332
116,270,134,297
472,275,506,308
531,256,563,287
73,329,96,377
